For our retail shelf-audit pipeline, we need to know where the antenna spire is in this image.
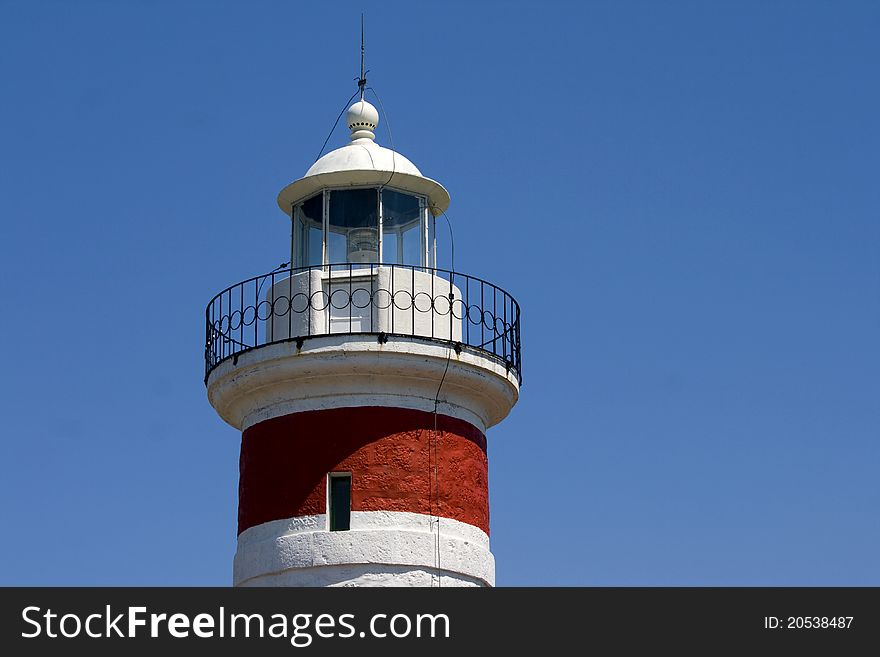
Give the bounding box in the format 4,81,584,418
358,14,367,100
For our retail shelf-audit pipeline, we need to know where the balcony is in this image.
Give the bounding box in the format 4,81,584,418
204,263,522,384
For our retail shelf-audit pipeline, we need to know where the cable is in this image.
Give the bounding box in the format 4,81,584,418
431,345,453,586
365,85,454,272
428,212,456,587
366,86,397,189
315,90,360,163
255,260,292,312
371,91,450,553
317,21,370,162
440,211,455,273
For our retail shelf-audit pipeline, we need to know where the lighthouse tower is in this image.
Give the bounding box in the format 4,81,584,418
204,92,521,587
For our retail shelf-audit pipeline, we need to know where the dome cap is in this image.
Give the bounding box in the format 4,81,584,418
346,100,379,141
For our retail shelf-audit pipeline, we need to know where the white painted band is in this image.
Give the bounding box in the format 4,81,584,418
206,334,519,433
234,511,494,588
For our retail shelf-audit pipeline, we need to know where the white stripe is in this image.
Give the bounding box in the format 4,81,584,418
234,511,494,587
207,335,519,433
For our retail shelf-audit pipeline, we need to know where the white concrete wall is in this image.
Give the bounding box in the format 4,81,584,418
267,267,462,342
235,511,494,588
266,269,325,342
381,267,462,341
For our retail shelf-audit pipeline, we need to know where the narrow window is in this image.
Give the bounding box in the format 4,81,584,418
328,473,351,531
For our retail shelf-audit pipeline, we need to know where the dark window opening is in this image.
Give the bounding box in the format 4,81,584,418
329,473,351,531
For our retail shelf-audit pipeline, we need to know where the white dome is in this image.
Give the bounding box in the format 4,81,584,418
276,98,450,216
305,139,423,178
305,99,421,179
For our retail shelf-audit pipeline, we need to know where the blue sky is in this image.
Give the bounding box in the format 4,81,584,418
1,1,877,585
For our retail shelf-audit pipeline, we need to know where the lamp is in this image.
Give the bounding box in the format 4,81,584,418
346,227,379,264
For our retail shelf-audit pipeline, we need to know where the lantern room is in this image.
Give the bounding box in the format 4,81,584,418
290,187,433,268
277,99,450,269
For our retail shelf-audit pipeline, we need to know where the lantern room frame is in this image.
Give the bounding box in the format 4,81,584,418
290,185,436,270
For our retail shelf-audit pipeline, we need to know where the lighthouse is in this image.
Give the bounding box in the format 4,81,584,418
203,88,522,587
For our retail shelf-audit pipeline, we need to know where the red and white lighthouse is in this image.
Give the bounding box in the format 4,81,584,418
204,93,521,587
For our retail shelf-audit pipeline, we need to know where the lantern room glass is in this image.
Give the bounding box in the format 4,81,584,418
291,187,431,269
328,188,379,266
381,188,423,266
292,193,324,268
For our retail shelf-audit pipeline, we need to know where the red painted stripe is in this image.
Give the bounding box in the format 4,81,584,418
238,406,489,535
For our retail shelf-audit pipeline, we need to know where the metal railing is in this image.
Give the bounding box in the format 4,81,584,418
204,263,522,384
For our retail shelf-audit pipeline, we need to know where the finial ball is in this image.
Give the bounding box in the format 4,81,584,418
347,100,379,141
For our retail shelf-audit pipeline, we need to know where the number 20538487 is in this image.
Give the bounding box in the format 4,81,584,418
764,617,853,629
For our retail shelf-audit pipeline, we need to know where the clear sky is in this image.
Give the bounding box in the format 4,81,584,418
1,1,877,585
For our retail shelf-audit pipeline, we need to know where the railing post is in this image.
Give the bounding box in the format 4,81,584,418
502,292,508,362
411,264,415,337
492,285,498,357
465,276,470,346
447,270,453,342
480,281,485,352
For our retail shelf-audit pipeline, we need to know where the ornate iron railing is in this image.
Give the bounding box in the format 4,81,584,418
204,263,522,384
